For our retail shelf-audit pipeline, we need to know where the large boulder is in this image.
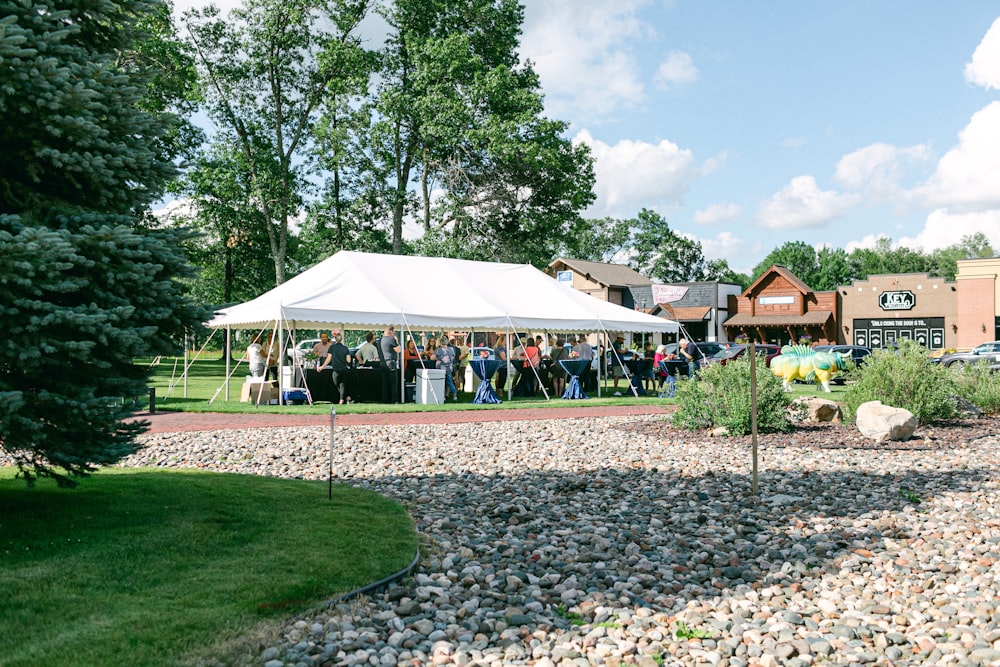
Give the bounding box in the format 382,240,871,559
855,400,917,442
791,396,842,423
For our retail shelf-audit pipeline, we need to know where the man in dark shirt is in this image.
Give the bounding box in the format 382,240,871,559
328,333,353,404
379,326,401,403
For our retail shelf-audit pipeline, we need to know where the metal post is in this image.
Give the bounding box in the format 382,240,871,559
328,407,336,500
750,340,759,495
148,388,156,414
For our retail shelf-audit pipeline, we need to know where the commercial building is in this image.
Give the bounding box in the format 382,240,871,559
548,258,741,342
838,273,955,350
955,257,1000,349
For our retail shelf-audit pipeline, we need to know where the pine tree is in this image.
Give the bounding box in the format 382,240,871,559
0,0,206,486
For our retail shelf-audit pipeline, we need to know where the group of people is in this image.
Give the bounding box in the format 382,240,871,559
402,335,467,401
491,333,596,397
248,326,710,404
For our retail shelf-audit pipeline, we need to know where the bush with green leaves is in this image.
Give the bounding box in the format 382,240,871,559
671,354,796,435
950,361,1000,415
842,339,956,424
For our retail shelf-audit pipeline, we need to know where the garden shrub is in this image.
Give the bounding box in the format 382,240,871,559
842,339,956,424
672,354,796,435
950,361,1000,415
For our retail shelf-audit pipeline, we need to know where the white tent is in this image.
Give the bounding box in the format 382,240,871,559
208,251,679,334
202,251,677,403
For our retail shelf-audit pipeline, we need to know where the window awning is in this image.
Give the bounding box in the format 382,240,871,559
660,305,712,321
724,311,832,327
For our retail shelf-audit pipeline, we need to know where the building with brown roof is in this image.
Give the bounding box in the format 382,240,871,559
724,265,838,345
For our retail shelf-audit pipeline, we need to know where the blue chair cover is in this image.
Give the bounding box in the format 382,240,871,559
559,359,589,399
657,360,677,398
471,358,502,404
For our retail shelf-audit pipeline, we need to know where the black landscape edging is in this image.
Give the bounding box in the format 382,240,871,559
332,547,421,604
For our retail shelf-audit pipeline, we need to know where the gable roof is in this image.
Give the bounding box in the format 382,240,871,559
744,265,813,297
549,258,652,287
210,251,678,334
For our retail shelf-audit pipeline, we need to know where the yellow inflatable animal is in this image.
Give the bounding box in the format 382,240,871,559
770,345,849,392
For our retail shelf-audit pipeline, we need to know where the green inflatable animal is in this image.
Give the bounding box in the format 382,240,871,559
770,344,849,392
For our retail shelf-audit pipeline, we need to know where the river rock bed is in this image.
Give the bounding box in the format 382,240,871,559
122,415,1000,667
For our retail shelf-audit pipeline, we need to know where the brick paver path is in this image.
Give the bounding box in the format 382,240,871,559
133,404,673,433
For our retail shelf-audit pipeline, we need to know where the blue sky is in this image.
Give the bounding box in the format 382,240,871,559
172,1,1000,274
520,1,1000,273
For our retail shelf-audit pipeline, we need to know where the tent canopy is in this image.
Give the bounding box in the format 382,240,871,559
208,251,678,335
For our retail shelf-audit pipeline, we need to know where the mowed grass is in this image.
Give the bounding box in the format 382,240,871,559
140,355,674,413
0,468,417,667
140,354,849,414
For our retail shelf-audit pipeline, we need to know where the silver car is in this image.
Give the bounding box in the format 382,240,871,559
934,341,1000,367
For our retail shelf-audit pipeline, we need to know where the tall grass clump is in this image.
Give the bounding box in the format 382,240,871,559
843,339,956,424
671,355,796,434
950,361,1000,415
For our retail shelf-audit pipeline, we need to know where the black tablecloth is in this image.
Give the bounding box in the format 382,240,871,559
623,359,652,396
306,367,382,403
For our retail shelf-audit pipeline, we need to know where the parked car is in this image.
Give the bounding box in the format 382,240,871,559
707,343,781,367
810,344,873,384
932,341,1000,367
662,341,727,362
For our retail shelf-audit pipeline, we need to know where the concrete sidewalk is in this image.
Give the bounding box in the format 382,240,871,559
133,404,673,433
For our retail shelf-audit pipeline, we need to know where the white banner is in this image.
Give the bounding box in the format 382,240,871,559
651,285,688,304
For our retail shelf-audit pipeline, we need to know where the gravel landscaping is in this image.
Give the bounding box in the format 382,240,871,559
117,415,1000,665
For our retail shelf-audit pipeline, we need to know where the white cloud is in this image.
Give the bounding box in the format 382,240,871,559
756,175,861,230
700,231,760,273
694,202,741,225
521,0,652,121
965,16,1000,90
834,142,931,196
654,51,698,89
917,101,1000,210
897,208,1000,253
574,129,702,217
844,233,890,253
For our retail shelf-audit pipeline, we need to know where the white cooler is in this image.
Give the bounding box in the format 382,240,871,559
416,368,446,404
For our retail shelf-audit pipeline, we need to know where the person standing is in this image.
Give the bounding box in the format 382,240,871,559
452,337,467,392
403,338,421,383
548,337,568,397
434,337,459,401
610,334,626,396
246,335,266,378
523,336,540,395
265,332,280,381
574,335,595,392
379,326,401,403
680,338,698,378
311,331,332,360
493,333,508,395
328,333,354,404
356,332,379,366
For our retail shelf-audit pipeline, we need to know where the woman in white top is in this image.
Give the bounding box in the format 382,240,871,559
247,335,266,377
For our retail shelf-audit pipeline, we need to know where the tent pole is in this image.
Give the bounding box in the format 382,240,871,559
225,326,231,402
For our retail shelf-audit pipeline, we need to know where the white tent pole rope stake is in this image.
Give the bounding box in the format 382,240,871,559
164,327,218,401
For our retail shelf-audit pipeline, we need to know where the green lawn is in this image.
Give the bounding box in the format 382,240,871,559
140,354,849,414
0,468,417,667
141,355,674,413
